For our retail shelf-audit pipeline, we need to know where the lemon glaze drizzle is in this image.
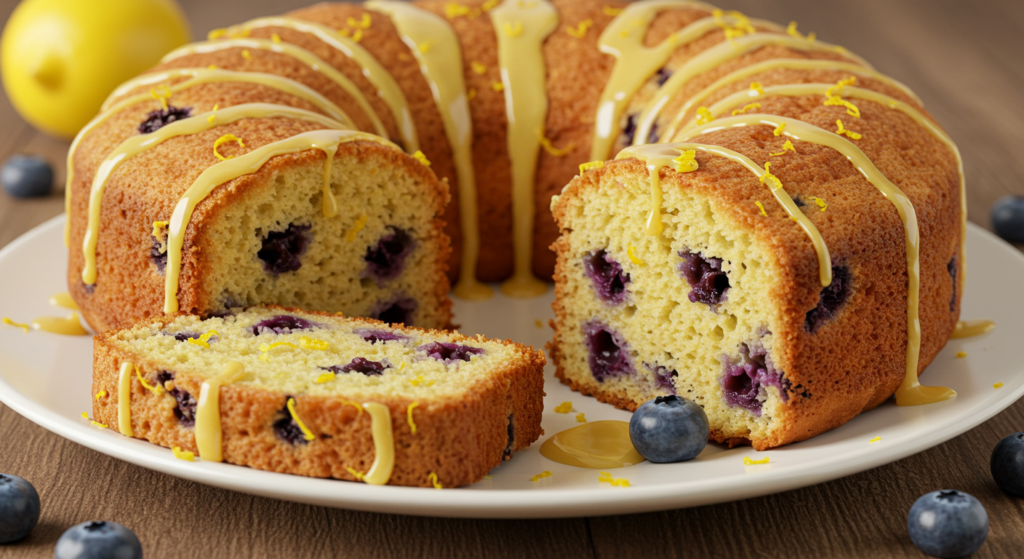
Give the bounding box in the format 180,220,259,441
367,0,492,301
162,39,388,138
616,141,832,287
590,0,784,161
674,114,954,406
195,361,246,462
117,362,134,437
490,0,557,298
632,33,872,149
164,130,396,314
362,402,395,485
81,104,348,285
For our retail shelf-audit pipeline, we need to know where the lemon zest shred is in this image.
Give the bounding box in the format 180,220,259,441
417,41,432,54
534,319,544,328
150,86,171,111
208,28,228,40
152,221,170,252
345,467,366,481
300,336,329,351
760,162,783,191
732,102,762,116
94,390,108,400
409,375,435,387
399,361,406,372
340,399,363,414
567,19,593,39
835,119,862,140
207,104,219,124
3,317,30,332
207,64,218,70
315,372,335,384
81,412,109,429
809,196,827,212
825,76,857,98
412,150,431,166
503,21,523,38
213,134,246,161
824,96,860,118
241,49,251,61
994,382,1004,389
696,107,714,126
466,88,477,101
187,329,220,349
579,160,604,173
492,81,505,92
406,401,420,434
773,122,787,136
345,215,368,242
351,29,364,42
598,471,630,487
270,33,282,44
228,28,250,39
444,3,476,19
750,82,765,96
673,150,698,173
627,244,646,266
713,9,755,41
743,456,770,466
869,436,882,444
537,130,574,157
956,351,967,358
531,471,552,482
553,401,573,413
786,21,815,42
755,201,768,217
428,472,443,489
286,398,316,441
602,6,622,16
135,365,163,395
258,341,299,361
471,61,488,75
769,140,796,157
172,446,195,461
575,412,587,423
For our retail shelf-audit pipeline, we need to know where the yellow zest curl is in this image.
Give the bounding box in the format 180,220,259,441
534,319,544,328
241,49,251,61
286,397,316,441
835,119,862,140
417,41,432,54
3,317,29,332
207,104,218,124
575,413,587,423
673,150,698,173
492,82,505,92
602,6,622,16
444,3,476,19
713,9,755,40
213,134,246,161
412,150,431,166
825,96,861,118
760,162,783,191
503,21,523,38
994,382,1004,389
956,351,967,358
340,399,363,414
755,201,768,217
809,196,827,212
208,28,228,40
466,88,477,101
187,329,220,349
409,375,435,387
407,401,420,434
173,446,195,461
531,471,552,482
428,472,443,489
773,122,787,136
743,456,770,466
750,82,765,96
869,437,882,444
627,245,646,266
567,19,593,39
315,372,335,384
598,471,631,487
696,107,714,126
786,21,815,42
347,14,372,29
258,341,299,361
769,140,796,157
345,467,365,481
579,160,604,173
81,412,108,429
300,336,329,351
553,401,573,413
538,130,574,157
345,215,367,242
150,86,171,111
94,390,108,400
732,103,762,116
135,365,163,395
271,33,282,44
471,61,487,75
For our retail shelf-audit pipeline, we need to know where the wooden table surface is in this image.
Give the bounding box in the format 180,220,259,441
1,0,1023,557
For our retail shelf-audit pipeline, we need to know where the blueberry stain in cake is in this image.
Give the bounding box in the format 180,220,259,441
645,363,678,395
417,341,484,364
584,250,630,304
678,250,730,308
321,357,391,376
273,398,309,445
622,113,638,146
948,256,957,312
654,67,672,86
150,237,167,272
805,265,852,333
166,331,200,342
354,328,409,344
371,297,417,326
363,227,415,285
155,371,197,427
721,343,790,416
138,105,193,134
503,414,515,460
583,320,633,382
257,223,311,275
251,314,315,336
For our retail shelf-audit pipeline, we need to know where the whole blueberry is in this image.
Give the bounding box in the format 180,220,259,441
55,521,142,559
628,395,709,463
1,155,53,198
991,195,1024,243
991,431,1024,498
907,490,988,558
0,473,40,543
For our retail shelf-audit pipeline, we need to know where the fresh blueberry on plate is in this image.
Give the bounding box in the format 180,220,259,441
0,473,40,543
991,195,1024,243
907,490,988,558
55,521,142,559
991,431,1024,498
628,395,709,463
1,155,53,198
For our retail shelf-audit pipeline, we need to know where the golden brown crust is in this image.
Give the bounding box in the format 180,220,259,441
92,307,546,488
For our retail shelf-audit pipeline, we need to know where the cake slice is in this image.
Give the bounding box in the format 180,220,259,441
92,306,545,487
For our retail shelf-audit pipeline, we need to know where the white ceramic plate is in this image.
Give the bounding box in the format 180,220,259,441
0,216,1020,518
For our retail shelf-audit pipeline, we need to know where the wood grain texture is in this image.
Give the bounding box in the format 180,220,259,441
1,0,1023,557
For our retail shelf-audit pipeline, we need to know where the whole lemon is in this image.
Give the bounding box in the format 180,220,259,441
1,0,191,139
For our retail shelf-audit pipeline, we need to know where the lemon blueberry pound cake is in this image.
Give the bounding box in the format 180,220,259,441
92,306,545,487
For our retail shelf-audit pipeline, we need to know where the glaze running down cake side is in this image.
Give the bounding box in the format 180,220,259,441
91,306,546,487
